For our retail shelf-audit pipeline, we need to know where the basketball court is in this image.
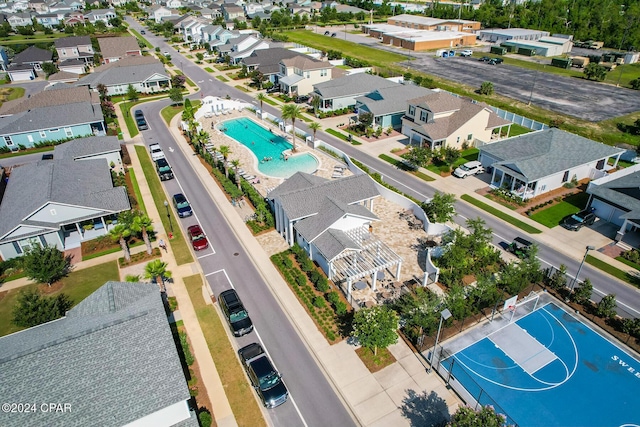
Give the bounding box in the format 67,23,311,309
437,297,640,427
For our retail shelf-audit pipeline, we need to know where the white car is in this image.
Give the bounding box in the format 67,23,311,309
459,49,473,57
453,161,484,178
149,143,165,161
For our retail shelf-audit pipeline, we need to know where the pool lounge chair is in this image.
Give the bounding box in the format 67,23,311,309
331,173,343,179
244,175,256,181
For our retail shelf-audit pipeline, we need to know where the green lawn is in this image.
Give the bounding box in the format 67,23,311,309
135,145,193,266
508,123,533,137
184,275,266,427
160,100,200,127
216,75,229,82
0,261,119,337
234,85,250,93
529,192,589,228
378,154,435,181
461,194,542,234
586,255,640,290
204,67,215,73
261,96,278,106
128,168,147,214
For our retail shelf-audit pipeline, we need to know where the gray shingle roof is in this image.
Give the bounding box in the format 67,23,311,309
12,45,52,64
312,73,400,99
76,56,167,87
356,85,432,116
0,102,103,135
53,135,121,160
0,156,130,240
0,281,192,427
480,128,624,182
281,55,329,71
242,47,300,75
312,228,362,261
0,85,98,115
97,36,141,59
54,35,91,48
588,170,640,220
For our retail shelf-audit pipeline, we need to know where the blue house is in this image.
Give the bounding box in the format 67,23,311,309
0,84,105,150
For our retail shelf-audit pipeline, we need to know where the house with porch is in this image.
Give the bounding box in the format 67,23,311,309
266,172,403,298
401,90,512,150
54,35,94,66
76,56,171,96
11,45,52,72
98,36,142,64
277,55,336,96
586,164,640,243
241,47,300,85
148,4,175,23
226,33,270,64
0,281,199,427
0,84,106,150
478,128,624,200
355,84,432,130
311,73,400,113
84,8,116,25
0,139,129,260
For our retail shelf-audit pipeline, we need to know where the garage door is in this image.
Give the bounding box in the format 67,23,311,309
592,199,626,226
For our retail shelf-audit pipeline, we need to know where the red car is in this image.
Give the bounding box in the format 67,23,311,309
187,224,209,251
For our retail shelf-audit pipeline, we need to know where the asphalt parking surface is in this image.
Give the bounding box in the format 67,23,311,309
407,55,640,122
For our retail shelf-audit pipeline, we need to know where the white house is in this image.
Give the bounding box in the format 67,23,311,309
479,128,624,200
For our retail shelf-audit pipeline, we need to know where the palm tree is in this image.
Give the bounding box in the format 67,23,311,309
311,95,321,117
144,259,172,292
256,93,267,119
308,121,321,144
130,212,154,255
231,159,242,189
281,104,304,152
109,223,131,262
218,145,231,177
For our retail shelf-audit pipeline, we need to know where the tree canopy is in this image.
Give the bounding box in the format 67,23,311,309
12,289,73,328
22,243,71,286
352,306,399,355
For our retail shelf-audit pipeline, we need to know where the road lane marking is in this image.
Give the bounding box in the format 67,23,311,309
197,252,215,260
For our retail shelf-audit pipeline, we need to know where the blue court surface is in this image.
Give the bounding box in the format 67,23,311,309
443,303,640,427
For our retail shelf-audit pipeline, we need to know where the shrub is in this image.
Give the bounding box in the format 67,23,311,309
295,272,307,287
313,296,326,308
335,301,347,316
327,291,340,305
198,410,212,427
282,256,293,268
300,258,314,273
179,331,195,366
316,276,329,292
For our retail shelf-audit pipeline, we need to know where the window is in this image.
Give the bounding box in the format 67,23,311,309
562,170,569,182
27,135,33,143
60,48,66,56
420,111,427,122
50,208,57,216
4,136,13,146
40,130,46,138
467,134,473,141
456,136,460,143
408,106,415,116
12,241,22,255
49,128,59,133
65,127,73,137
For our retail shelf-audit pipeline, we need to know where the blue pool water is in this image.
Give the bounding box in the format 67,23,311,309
220,117,318,178
443,303,640,427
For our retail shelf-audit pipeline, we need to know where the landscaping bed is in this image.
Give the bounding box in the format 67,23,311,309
118,248,161,268
81,235,145,260
356,346,396,373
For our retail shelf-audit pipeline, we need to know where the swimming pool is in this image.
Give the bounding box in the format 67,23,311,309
220,117,318,178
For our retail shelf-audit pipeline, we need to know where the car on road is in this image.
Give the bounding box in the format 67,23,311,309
155,158,173,181
324,30,330,35
459,49,473,57
453,160,484,178
219,289,253,336
479,56,491,62
331,32,337,37
41,153,54,160
149,143,165,161
140,30,146,34
238,343,288,408
134,109,144,120
136,117,148,131
561,208,596,231
187,224,209,250
506,237,533,258
488,57,504,65
172,193,193,218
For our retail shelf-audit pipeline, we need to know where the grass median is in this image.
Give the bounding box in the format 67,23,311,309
378,154,435,181
134,145,193,265
461,194,542,234
184,275,266,427
586,255,640,290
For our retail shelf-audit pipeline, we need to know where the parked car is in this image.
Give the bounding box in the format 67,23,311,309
294,95,309,104
459,49,473,57
219,289,253,336
187,224,209,250
324,30,330,35
41,153,54,160
136,118,148,131
140,30,146,35
148,143,165,161
238,343,288,408
488,58,504,65
506,237,533,258
266,85,280,94
561,208,596,231
453,161,484,178
134,109,144,120
172,193,193,218
479,56,491,62
331,32,337,37
155,158,174,181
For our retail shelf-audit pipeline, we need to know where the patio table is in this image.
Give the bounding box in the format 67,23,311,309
354,281,367,290
376,271,385,280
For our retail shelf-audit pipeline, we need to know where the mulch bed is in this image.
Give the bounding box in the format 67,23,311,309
356,346,397,373
118,248,161,268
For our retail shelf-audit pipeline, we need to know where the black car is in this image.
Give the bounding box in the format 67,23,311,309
155,158,174,181
266,85,280,94
506,237,533,258
324,30,330,35
41,153,54,160
331,32,337,37
134,109,145,120
238,343,288,408
136,118,148,131
219,289,253,336
294,95,309,104
561,208,596,231
488,58,504,65
172,193,193,218
479,56,491,62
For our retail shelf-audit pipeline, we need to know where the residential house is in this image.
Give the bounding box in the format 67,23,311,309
278,54,334,96
221,3,244,22
0,46,10,71
84,8,116,26
28,0,48,12
586,164,640,241
6,12,34,29
241,47,301,85
148,4,176,23
6,63,36,81
401,91,512,150
478,128,624,200
76,56,171,96
55,35,94,66
266,172,403,294
55,0,83,10
355,84,432,130
176,14,209,44
225,33,269,64
34,12,61,27
63,10,86,26
166,0,184,8
0,137,129,259
311,73,400,112
7,45,52,80
0,281,199,427
98,36,142,64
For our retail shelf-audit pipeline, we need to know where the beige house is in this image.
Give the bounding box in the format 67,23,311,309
401,91,512,150
277,55,340,97
98,36,142,64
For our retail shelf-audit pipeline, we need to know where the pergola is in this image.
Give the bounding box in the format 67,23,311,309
329,226,403,300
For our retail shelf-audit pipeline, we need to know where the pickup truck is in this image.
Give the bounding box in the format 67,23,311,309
155,158,174,181
149,143,165,161
238,343,288,409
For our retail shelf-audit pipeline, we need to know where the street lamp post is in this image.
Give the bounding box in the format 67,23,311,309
569,245,595,293
428,308,452,373
164,200,174,234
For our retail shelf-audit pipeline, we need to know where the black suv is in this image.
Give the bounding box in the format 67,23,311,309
561,208,596,231
172,193,193,218
238,343,288,408
488,57,504,65
219,289,253,336
506,237,533,258
155,158,174,181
